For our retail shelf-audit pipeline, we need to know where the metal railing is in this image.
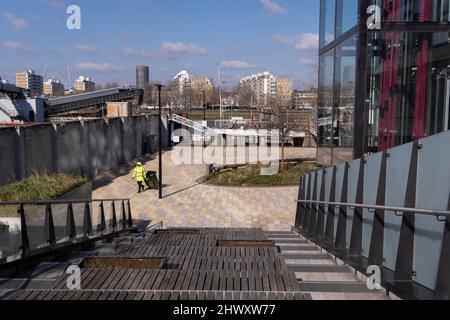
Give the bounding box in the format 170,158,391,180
294,131,450,300
0,198,134,264
297,200,450,220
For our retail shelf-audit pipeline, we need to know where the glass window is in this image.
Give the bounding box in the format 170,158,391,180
335,36,357,147
336,0,358,36
318,49,335,148
370,0,450,23
320,0,336,47
367,31,450,152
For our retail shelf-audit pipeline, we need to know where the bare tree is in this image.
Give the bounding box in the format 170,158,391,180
270,89,293,171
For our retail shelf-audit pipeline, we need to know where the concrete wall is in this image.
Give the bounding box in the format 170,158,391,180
0,115,169,185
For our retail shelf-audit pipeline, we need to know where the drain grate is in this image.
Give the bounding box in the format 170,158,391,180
217,240,275,248
81,257,165,269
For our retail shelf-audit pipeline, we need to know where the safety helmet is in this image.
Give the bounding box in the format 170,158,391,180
137,162,142,166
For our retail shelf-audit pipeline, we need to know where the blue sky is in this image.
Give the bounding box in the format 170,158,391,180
0,0,320,88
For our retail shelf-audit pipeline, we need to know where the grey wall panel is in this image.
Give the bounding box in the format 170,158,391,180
384,142,413,271
22,125,54,176
362,152,383,258
346,159,361,247
414,131,450,290
0,128,18,184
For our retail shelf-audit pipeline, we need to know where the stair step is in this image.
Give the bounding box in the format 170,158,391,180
288,265,350,273
297,281,378,293
279,246,320,252
264,231,295,235
267,235,302,239
282,254,331,260
272,239,308,244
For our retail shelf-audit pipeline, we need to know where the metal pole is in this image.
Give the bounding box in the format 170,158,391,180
203,90,206,148
156,84,164,199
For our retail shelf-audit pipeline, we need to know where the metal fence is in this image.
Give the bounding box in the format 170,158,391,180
0,198,133,264
294,130,450,300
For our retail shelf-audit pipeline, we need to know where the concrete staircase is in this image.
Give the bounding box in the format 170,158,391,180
264,230,392,300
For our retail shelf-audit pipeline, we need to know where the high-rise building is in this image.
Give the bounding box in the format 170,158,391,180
16,70,43,98
240,72,277,107
172,70,192,108
275,77,292,106
74,76,95,93
136,65,150,89
317,0,450,166
43,79,65,98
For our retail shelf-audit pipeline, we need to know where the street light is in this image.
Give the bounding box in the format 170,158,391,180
203,90,206,148
155,84,165,200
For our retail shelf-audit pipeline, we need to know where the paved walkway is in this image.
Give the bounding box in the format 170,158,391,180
93,148,313,231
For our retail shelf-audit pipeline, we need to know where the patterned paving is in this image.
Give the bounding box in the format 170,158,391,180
93,147,313,231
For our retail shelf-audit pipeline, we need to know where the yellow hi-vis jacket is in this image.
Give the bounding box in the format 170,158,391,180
133,165,147,182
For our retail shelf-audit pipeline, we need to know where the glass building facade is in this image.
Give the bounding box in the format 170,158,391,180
318,0,450,166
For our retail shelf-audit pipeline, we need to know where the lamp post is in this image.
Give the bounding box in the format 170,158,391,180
155,84,165,199
203,90,206,148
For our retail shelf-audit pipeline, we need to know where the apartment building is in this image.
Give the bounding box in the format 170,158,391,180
239,72,277,107
74,76,95,93
43,79,65,98
16,70,43,98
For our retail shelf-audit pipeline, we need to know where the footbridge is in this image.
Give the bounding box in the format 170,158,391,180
45,87,143,117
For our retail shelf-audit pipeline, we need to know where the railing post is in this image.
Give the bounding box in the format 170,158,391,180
83,202,93,237
121,200,127,229
97,201,106,233
111,201,117,230
127,200,133,227
335,162,349,249
324,166,337,244
44,203,56,246
435,195,450,300
19,204,30,258
316,169,327,240
350,157,365,256
395,141,419,282
302,173,312,230
294,176,304,229
65,203,76,240
308,171,319,234
368,151,387,266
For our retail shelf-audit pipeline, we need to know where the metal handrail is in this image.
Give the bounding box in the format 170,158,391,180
147,221,164,231
297,199,450,218
0,198,130,206
0,198,134,262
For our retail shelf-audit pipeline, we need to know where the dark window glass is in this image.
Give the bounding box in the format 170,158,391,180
336,0,358,36
318,49,335,148
320,0,336,47
367,31,450,152
370,0,450,23
335,36,357,147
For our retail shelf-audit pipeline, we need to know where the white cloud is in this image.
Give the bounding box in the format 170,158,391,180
40,0,65,8
73,63,123,72
300,58,317,66
274,33,319,51
121,48,138,58
121,42,208,61
74,44,97,53
2,12,29,30
3,41,31,52
161,41,208,55
220,60,257,69
260,0,287,15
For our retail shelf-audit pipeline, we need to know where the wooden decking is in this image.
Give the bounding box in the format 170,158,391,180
7,228,311,300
